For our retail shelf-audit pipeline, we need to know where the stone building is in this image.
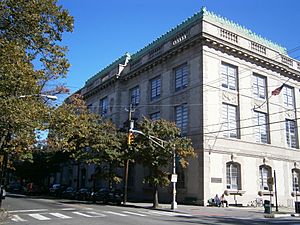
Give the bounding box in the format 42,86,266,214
67,7,300,206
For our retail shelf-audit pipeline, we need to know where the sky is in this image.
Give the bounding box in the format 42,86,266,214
57,0,300,102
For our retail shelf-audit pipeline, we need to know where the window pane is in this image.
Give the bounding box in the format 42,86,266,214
175,104,188,134
286,119,297,148
175,64,188,91
222,104,238,138
221,63,237,91
254,111,268,143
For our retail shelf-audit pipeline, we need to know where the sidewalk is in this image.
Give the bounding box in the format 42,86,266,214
124,202,297,219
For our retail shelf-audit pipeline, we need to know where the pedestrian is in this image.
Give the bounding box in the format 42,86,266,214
220,194,228,207
214,194,221,207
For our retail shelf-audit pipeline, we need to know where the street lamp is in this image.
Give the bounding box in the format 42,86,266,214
18,94,58,101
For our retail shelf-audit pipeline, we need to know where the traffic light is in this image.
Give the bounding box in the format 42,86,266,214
127,132,134,145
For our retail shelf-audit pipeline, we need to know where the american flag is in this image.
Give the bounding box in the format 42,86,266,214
271,84,284,96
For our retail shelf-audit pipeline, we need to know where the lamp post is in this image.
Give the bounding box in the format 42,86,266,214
171,144,177,210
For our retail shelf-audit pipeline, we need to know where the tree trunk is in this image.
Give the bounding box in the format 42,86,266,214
153,183,159,208
76,161,80,190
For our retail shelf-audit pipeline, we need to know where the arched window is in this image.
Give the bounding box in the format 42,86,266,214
226,162,241,190
292,169,300,192
259,165,272,191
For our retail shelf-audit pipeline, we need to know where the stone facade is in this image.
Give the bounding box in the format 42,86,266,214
67,7,300,206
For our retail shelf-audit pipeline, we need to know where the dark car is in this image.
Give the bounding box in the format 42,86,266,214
7,183,25,194
49,184,67,197
62,187,77,199
91,188,123,205
76,188,91,201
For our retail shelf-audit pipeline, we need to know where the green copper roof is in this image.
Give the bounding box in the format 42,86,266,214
131,11,202,61
201,7,287,54
130,7,287,61
85,52,131,85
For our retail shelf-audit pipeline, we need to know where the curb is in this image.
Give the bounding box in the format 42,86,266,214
264,213,295,218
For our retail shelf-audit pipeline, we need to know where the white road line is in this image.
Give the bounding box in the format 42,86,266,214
49,213,72,219
72,212,94,217
61,208,76,211
11,215,27,222
103,211,128,217
122,211,147,217
144,210,192,217
86,211,106,217
28,213,51,220
8,209,48,213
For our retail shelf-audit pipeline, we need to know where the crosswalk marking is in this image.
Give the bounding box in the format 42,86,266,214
11,215,27,222
8,209,48,213
28,213,51,220
143,210,192,217
72,212,94,217
122,211,147,217
104,211,128,217
49,212,72,219
86,211,106,217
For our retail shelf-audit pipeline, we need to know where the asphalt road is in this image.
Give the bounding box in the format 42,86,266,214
2,194,300,225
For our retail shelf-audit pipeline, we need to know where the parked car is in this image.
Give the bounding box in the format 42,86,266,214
91,188,123,205
49,184,67,197
76,188,91,201
7,183,25,194
61,187,77,199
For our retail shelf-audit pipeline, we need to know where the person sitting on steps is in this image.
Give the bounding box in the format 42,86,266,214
220,194,228,207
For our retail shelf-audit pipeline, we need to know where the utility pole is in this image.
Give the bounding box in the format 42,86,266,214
124,104,134,205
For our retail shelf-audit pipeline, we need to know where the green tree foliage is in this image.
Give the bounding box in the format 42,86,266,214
0,0,73,160
133,117,196,208
48,94,124,187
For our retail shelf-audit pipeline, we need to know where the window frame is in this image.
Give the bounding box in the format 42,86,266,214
150,111,160,121
222,103,239,138
175,103,188,135
286,119,298,148
174,63,188,92
283,85,295,108
253,111,269,144
150,76,161,101
259,165,272,191
130,86,140,106
99,97,109,116
252,74,267,100
221,62,238,91
226,162,241,190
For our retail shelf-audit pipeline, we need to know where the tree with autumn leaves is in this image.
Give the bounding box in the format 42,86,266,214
0,0,73,163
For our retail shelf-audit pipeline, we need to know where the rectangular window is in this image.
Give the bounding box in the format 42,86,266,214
259,166,271,191
286,119,297,148
175,64,188,91
221,63,237,91
130,86,140,106
254,111,269,143
283,86,294,108
150,112,160,121
99,97,108,116
222,104,238,138
226,163,240,190
253,74,266,99
175,104,188,135
150,76,161,101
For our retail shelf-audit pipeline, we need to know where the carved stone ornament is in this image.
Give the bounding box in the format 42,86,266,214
285,110,295,119
263,157,268,164
294,162,299,168
231,153,237,161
